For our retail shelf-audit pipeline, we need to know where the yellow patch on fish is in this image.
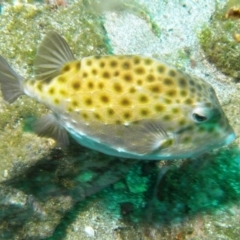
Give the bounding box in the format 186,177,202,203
0,31,235,160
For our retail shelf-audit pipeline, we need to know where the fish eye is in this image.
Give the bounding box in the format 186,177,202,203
191,107,210,123
192,113,207,123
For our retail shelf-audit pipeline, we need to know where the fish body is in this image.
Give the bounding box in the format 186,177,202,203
0,32,235,160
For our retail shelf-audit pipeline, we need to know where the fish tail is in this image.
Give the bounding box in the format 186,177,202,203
0,55,25,103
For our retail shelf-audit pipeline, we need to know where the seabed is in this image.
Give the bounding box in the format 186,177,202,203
0,0,240,239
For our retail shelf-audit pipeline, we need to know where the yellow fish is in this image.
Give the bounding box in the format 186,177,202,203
0,32,235,160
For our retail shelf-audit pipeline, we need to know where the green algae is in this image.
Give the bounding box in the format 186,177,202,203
199,1,240,81
74,171,96,183
91,146,240,225
47,145,240,239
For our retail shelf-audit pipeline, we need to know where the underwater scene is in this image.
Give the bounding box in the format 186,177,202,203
0,0,240,239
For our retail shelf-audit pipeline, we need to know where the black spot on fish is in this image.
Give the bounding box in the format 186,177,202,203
110,60,118,67
178,77,187,87
99,61,105,68
149,84,161,93
123,111,131,119
94,113,101,120
196,84,202,91
72,81,81,90
157,65,165,73
182,136,191,143
178,119,186,126
57,76,67,83
37,82,43,91
92,69,97,75
155,104,165,112
82,113,89,120
114,71,120,76
138,94,148,103
164,78,173,86
146,74,155,82
120,98,131,106
135,67,145,75
167,89,177,97
113,83,122,93
85,98,93,106
72,100,78,107
144,58,152,65
129,87,136,93
122,61,130,69
29,80,34,86
100,95,110,103
123,73,132,82
163,115,171,121
62,64,71,73
172,108,179,114
190,87,196,93
98,82,104,89
59,89,67,96
54,98,60,104
87,81,94,89
133,56,141,64
205,102,212,108
184,98,193,105
48,87,55,95
108,108,114,116
189,79,195,86
168,70,176,77
140,108,149,116
137,79,143,85
164,98,172,104
76,61,81,70
103,71,110,78
180,90,187,97
115,120,122,124
83,72,88,78
86,60,92,66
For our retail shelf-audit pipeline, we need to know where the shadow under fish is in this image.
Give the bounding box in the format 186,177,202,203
0,143,138,239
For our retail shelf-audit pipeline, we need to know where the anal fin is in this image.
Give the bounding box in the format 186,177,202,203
33,114,69,147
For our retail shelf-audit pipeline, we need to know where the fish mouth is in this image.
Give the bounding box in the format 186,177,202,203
223,131,236,145
175,124,236,147
209,128,236,149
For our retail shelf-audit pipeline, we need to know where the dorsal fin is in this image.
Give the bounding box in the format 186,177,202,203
34,31,75,81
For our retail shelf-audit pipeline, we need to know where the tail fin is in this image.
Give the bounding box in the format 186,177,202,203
0,55,25,103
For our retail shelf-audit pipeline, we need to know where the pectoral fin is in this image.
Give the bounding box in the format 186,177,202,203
139,121,174,154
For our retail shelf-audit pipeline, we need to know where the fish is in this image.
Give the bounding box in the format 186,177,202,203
0,31,236,160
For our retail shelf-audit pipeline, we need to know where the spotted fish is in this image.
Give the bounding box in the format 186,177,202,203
0,32,235,160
